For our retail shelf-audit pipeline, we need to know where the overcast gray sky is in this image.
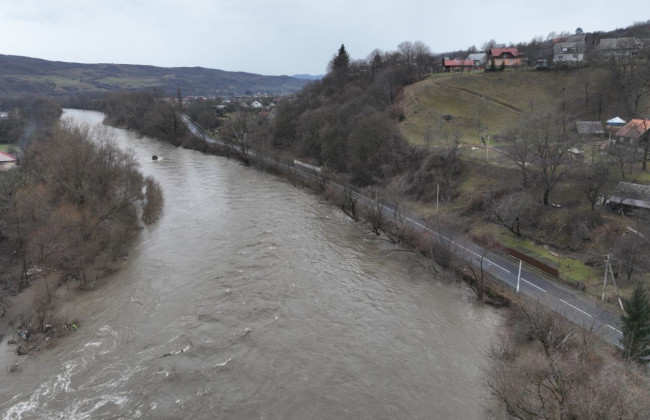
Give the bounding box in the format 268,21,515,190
0,0,647,76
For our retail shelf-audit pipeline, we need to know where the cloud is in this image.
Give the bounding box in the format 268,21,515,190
0,0,648,75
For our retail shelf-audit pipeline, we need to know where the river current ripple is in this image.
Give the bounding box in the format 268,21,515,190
0,109,500,419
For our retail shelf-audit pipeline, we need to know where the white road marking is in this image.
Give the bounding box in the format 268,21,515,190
560,299,592,318
606,325,623,334
522,278,546,293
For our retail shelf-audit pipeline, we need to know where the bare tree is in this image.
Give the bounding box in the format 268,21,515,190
487,296,650,419
463,247,491,301
142,177,164,224
507,130,533,188
608,143,636,180
8,122,153,289
578,163,609,210
609,45,650,115
486,190,539,237
339,185,358,220
413,40,433,80
221,111,255,165
613,231,650,281
520,110,575,205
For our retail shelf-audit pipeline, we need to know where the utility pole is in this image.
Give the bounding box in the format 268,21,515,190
602,254,610,302
486,134,490,160
602,254,624,311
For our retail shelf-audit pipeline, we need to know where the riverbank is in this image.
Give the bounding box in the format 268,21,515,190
2,109,502,419
0,250,131,371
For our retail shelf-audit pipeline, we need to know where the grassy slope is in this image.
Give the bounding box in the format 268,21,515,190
401,68,614,145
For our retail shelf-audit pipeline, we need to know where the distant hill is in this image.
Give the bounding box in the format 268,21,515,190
291,74,324,80
0,54,308,97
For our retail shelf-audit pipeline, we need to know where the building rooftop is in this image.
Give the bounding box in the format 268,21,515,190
489,48,521,57
0,151,16,163
608,182,650,210
576,121,604,134
617,119,650,139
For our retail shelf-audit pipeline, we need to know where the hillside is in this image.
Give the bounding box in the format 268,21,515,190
0,54,308,97
401,67,647,145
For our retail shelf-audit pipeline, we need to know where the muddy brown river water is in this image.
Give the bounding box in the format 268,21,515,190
0,109,500,419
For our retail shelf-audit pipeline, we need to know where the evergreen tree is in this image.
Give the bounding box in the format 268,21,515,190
333,44,350,72
621,283,650,364
330,44,350,88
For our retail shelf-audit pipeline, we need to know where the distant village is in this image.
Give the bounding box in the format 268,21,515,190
442,32,647,71
164,94,289,119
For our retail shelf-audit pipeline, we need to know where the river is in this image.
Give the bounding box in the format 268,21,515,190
1,109,500,419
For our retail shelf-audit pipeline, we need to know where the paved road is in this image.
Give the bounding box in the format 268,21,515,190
181,115,624,348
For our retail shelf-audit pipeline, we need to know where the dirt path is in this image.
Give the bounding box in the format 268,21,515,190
433,80,523,113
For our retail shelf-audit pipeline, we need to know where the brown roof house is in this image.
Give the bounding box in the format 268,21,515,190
442,58,474,72
487,48,525,68
616,119,650,145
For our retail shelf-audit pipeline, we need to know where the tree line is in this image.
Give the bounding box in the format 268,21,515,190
272,44,462,199
0,114,163,306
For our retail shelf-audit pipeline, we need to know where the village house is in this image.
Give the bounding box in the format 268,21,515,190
597,37,644,58
442,58,474,72
466,53,487,69
615,119,650,145
606,182,650,213
250,101,263,109
486,48,524,68
553,34,586,63
576,121,604,136
0,151,17,170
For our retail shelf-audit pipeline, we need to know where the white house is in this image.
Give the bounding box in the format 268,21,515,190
251,101,263,109
553,34,586,63
466,53,487,68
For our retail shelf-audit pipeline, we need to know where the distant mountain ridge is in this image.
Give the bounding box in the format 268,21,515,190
0,54,308,97
291,74,324,80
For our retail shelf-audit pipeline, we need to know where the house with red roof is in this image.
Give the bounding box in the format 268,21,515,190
616,119,650,145
487,48,525,68
442,58,474,72
0,151,17,170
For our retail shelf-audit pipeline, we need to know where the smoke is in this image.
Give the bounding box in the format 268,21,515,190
18,119,37,150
